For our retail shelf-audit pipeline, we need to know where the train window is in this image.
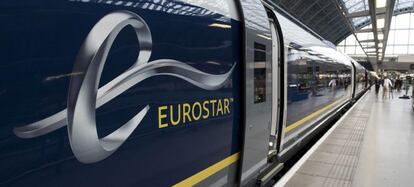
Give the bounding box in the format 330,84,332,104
254,42,267,103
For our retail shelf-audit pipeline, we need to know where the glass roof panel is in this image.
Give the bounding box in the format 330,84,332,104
344,0,362,8
395,0,414,11
397,2,413,9
397,0,413,4
339,12,414,57
341,0,370,27
348,2,365,13
352,16,370,26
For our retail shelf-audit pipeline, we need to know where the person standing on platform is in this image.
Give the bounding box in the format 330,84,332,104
383,76,393,99
328,78,337,90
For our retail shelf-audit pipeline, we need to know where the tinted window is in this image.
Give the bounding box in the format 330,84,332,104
254,42,266,103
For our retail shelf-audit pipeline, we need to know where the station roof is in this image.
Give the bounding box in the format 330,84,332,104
273,0,414,70
274,0,355,44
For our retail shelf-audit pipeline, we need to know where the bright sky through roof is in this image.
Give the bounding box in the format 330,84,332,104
376,0,387,8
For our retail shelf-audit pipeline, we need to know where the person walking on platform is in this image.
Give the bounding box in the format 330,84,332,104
383,76,393,99
375,79,381,95
395,78,402,92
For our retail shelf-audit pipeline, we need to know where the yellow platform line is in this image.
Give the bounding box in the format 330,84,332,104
284,98,345,133
173,152,240,187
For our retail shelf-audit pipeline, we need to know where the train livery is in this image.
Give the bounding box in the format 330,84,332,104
0,0,369,186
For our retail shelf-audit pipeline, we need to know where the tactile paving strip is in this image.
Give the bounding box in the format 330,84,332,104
285,95,372,187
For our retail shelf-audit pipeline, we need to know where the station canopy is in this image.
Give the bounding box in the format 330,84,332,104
273,0,414,71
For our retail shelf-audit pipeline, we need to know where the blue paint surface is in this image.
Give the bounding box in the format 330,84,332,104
0,0,242,186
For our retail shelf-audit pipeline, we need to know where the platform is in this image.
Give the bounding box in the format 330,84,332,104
275,87,414,187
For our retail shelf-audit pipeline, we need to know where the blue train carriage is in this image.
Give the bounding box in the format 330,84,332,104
0,0,364,186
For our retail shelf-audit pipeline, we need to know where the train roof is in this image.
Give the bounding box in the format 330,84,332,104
274,10,354,67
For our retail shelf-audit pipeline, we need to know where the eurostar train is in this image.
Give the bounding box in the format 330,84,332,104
0,0,369,186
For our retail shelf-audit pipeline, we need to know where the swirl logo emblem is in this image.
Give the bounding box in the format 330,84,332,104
14,11,236,163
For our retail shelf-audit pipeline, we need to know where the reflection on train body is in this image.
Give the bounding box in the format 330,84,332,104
284,46,352,148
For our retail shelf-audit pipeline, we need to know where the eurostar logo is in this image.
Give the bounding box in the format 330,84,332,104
14,10,235,163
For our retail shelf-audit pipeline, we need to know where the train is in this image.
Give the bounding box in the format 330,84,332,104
0,0,370,186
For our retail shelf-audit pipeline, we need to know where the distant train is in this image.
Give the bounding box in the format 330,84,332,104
0,0,369,186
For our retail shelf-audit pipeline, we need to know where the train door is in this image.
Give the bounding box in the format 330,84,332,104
237,0,284,185
351,61,356,98
237,0,273,185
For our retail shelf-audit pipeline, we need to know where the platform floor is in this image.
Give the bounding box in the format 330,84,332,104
275,87,414,187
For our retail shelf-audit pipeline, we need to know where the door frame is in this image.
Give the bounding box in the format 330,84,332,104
264,6,285,159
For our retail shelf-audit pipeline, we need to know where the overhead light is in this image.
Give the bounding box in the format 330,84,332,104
376,0,387,8
377,18,385,29
378,33,384,40
378,43,383,47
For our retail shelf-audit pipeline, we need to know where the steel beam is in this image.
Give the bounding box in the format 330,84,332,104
346,10,370,18
381,0,396,62
355,28,373,33
367,0,379,53
359,39,376,42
